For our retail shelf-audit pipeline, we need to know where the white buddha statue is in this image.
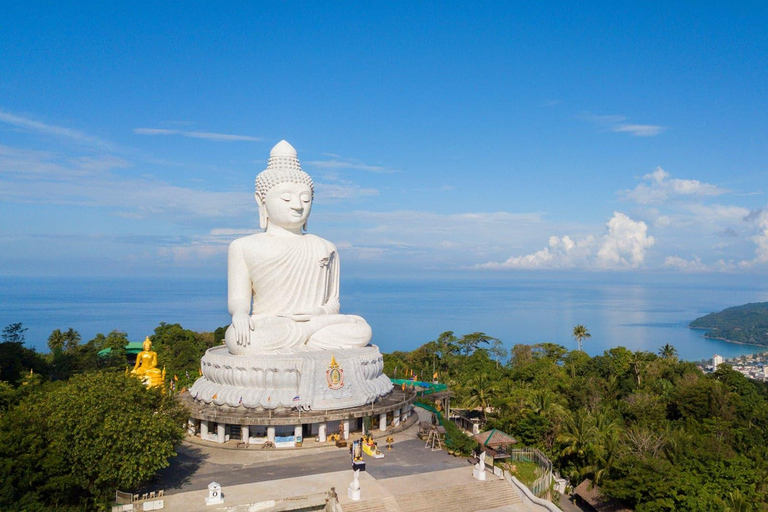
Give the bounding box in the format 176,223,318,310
224,140,372,355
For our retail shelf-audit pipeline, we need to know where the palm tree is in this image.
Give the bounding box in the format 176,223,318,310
658,343,678,360
557,410,599,481
523,388,565,419
464,372,497,421
572,324,591,352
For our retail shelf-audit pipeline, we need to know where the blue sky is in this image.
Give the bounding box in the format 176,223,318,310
1,2,767,279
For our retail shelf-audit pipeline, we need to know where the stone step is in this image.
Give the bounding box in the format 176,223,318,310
393,478,521,512
342,496,401,512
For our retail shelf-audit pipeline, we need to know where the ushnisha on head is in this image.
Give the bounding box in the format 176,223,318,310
255,140,314,231
143,336,152,351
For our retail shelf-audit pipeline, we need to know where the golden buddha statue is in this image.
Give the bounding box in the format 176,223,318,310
131,337,164,388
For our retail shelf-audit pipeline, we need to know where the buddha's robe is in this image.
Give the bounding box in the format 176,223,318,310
225,233,371,354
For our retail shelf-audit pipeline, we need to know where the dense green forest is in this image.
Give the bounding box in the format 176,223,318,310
385,331,768,511
0,322,218,510
690,302,768,346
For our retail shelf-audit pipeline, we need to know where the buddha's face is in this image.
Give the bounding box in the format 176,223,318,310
263,182,312,230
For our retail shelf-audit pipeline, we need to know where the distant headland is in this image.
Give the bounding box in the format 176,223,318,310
689,302,768,346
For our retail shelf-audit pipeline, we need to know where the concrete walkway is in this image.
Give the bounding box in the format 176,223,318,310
151,409,534,512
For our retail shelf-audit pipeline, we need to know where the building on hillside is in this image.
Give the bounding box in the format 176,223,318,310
713,354,724,370
573,479,633,512
473,429,517,463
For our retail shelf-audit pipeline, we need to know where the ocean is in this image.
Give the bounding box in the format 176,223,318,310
1,275,767,362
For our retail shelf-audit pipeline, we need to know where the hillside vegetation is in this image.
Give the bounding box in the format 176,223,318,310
689,302,768,346
385,331,768,511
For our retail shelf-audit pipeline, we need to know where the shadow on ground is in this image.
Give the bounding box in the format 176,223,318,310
153,444,209,491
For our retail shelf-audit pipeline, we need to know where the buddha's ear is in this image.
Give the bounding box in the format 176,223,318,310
303,220,308,232
255,193,268,230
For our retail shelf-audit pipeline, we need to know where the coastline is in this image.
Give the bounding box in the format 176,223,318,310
688,326,768,348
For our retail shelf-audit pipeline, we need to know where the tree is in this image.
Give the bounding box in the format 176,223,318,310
1,323,27,344
488,338,508,368
510,344,534,369
0,371,187,509
463,372,497,421
658,344,678,360
152,323,210,388
457,332,495,357
572,324,591,352
47,328,81,353
47,329,66,353
0,323,49,384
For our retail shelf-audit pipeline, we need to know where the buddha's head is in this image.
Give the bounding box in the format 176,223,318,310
255,140,314,231
143,336,152,351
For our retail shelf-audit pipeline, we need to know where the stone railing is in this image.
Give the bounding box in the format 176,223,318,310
504,473,560,512
504,447,553,498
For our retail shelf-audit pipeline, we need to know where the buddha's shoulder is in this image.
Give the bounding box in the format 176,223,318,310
302,233,337,251
228,233,266,250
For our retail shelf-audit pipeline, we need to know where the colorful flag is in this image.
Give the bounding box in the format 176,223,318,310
199,367,202,376
212,393,218,400
401,382,406,391
433,372,438,380
239,396,243,405
293,395,300,402
174,375,179,381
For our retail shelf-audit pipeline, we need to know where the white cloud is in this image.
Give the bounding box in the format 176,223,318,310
0,143,254,218
583,113,665,137
0,110,116,150
623,167,727,204
743,210,768,265
317,210,548,267
476,235,595,269
133,127,260,142
477,212,654,270
314,182,380,200
611,124,665,137
664,255,709,272
684,203,750,224
305,159,400,174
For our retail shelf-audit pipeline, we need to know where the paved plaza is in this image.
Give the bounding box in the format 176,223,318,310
152,408,532,511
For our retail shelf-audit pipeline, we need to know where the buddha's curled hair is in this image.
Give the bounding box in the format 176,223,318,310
255,154,314,201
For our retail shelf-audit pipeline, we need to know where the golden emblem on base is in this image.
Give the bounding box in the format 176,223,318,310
326,354,344,390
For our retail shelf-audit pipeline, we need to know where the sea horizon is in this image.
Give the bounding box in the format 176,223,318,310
1,274,767,363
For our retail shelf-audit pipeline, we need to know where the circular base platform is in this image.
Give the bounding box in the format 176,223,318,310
182,387,417,426
189,345,393,410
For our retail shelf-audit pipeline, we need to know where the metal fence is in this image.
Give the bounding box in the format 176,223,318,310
504,448,553,498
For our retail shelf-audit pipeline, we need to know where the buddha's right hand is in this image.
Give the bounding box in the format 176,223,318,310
232,313,254,346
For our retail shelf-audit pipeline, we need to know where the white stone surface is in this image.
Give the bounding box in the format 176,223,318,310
318,423,327,442
473,452,487,481
224,140,372,355
205,482,223,506
189,345,392,410
348,469,361,501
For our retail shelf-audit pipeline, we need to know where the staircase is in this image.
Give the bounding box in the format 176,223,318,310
343,478,522,512
342,496,400,512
